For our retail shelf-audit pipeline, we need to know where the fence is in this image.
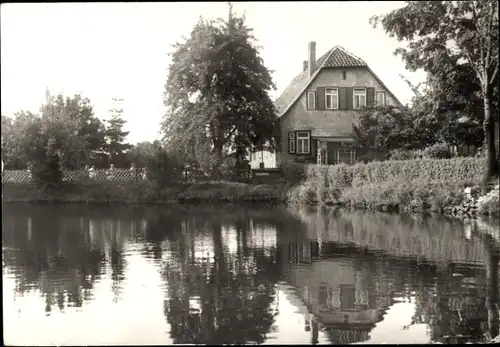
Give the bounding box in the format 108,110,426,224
1,169,146,184
1,167,255,184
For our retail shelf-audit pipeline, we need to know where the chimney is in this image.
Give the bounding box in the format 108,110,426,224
303,60,308,72
308,41,316,77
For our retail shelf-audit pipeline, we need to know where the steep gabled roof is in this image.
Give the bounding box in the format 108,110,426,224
275,45,402,117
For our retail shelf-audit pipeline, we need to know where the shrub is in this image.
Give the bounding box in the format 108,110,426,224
422,143,452,159
31,154,63,190
389,149,418,161
291,157,485,210
146,149,185,188
281,162,308,185
477,185,499,217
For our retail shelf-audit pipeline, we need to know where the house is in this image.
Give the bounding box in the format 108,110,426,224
275,42,403,166
248,148,277,169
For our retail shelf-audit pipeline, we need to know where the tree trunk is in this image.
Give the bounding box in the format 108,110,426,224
482,90,499,193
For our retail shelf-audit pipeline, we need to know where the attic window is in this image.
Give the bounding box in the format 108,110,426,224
342,71,347,80
307,91,316,110
376,92,386,106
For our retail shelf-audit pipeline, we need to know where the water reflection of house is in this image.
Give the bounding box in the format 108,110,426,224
278,239,391,344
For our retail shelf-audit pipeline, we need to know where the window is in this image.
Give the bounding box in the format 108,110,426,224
325,88,339,109
340,285,356,310
342,71,347,80
296,131,310,154
307,91,316,110
353,88,366,109
336,149,356,165
288,132,295,153
376,91,386,106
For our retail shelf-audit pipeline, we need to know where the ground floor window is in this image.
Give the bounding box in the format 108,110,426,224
296,132,311,154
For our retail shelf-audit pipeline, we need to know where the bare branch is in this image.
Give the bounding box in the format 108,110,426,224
464,50,485,84
490,64,498,85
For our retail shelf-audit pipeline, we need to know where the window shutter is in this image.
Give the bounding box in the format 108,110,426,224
346,87,353,110
311,137,317,157
288,132,295,154
367,87,375,107
339,87,347,110
316,87,325,110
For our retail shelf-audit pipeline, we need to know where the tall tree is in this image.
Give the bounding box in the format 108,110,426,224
162,4,279,174
105,97,132,167
40,92,106,169
371,0,499,189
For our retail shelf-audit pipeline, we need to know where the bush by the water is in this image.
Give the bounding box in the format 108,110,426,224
422,143,452,159
389,148,418,161
287,157,487,213
477,184,500,217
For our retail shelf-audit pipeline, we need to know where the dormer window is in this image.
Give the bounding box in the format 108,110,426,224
376,91,386,106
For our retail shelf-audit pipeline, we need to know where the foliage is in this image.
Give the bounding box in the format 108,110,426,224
286,158,485,208
371,0,499,183
105,97,133,168
477,185,500,217
127,140,163,168
162,4,279,174
31,153,63,190
40,92,107,169
353,105,420,152
422,143,453,159
1,93,107,171
341,179,468,213
145,147,186,189
389,148,419,161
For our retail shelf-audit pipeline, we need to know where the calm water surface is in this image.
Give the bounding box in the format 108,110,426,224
2,204,499,345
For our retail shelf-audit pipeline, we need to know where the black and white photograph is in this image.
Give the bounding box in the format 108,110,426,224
1,1,499,345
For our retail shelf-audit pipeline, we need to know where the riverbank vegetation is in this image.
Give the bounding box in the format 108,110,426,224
285,157,499,217
1,179,287,205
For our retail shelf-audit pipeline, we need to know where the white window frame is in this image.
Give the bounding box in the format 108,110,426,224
335,148,357,165
353,88,367,109
325,88,339,110
296,131,310,154
307,91,316,110
288,132,296,153
376,91,386,106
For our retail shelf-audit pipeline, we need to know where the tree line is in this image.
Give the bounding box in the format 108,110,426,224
1,1,498,189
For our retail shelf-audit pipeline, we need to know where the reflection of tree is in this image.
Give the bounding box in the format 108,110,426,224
2,206,107,313
411,265,490,343
477,225,500,341
162,212,280,344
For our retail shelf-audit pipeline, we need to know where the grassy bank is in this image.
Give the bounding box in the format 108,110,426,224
3,158,498,217
285,157,499,217
1,180,287,205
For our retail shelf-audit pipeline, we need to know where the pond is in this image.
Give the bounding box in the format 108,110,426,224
2,204,499,345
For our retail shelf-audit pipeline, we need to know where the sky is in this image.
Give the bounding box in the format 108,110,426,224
1,1,426,144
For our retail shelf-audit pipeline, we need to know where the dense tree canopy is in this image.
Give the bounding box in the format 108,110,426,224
162,4,279,174
371,0,499,185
